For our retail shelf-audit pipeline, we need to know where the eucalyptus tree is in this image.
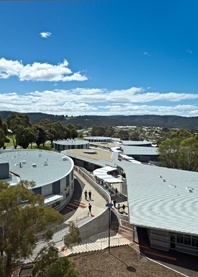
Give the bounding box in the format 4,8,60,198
0,129,5,148
179,136,198,171
158,138,181,169
6,113,32,149
0,180,63,277
32,242,78,277
34,124,48,148
16,127,37,149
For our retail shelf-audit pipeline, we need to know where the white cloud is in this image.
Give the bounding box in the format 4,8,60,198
0,87,198,116
40,32,51,38
0,58,88,82
143,51,151,56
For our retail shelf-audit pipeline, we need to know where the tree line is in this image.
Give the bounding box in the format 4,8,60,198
91,125,142,140
0,112,78,149
158,129,198,172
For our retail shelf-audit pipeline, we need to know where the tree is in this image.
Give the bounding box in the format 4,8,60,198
0,180,63,277
0,129,5,149
105,126,114,137
16,127,37,149
118,130,129,140
129,130,141,141
32,242,78,277
34,125,48,148
179,136,198,171
64,221,81,249
91,126,106,136
6,113,32,149
158,138,180,168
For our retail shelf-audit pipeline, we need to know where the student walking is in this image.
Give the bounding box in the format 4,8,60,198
88,203,92,215
84,190,88,200
122,204,126,213
88,190,92,200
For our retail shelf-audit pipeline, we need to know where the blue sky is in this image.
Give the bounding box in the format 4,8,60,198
0,0,198,117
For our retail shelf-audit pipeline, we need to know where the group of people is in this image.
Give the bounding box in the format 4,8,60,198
84,189,127,216
84,190,93,216
84,190,92,201
113,200,127,214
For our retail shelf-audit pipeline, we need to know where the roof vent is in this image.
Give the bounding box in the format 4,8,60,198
62,157,67,161
44,161,48,166
169,184,176,188
162,179,166,182
186,187,194,193
22,160,26,164
32,163,37,168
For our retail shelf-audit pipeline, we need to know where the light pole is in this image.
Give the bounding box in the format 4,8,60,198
105,202,113,253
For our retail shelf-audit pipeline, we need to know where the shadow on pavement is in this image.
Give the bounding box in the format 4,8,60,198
60,178,84,221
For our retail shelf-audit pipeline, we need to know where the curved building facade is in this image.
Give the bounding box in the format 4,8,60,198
54,139,89,152
84,136,112,143
0,149,74,211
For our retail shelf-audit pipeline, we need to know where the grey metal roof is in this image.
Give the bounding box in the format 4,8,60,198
0,150,73,188
0,158,7,164
121,140,152,146
58,146,198,236
84,136,112,141
122,146,159,156
125,163,198,236
54,139,89,146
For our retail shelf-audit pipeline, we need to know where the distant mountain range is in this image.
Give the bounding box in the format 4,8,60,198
1,111,198,129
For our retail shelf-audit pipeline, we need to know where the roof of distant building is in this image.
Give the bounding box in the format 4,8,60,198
84,136,112,141
121,140,152,146
54,139,89,146
122,146,159,156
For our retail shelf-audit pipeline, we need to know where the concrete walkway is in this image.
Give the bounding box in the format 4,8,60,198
67,170,107,221
26,170,131,262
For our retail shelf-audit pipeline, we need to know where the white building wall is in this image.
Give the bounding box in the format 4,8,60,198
42,184,52,196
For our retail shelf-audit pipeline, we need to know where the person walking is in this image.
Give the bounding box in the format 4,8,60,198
84,190,88,200
122,204,126,213
113,199,116,208
88,190,92,200
88,203,92,215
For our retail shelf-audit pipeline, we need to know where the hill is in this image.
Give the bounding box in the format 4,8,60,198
1,111,198,129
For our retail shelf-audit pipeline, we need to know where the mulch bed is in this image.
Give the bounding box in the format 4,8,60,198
69,245,181,277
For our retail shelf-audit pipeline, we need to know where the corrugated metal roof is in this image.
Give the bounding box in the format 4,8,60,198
122,146,159,156
125,164,198,236
84,136,112,141
0,150,73,188
122,140,152,146
54,139,89,146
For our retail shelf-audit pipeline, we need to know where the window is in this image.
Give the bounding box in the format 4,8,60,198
52,180,60,194
32,187,42,195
